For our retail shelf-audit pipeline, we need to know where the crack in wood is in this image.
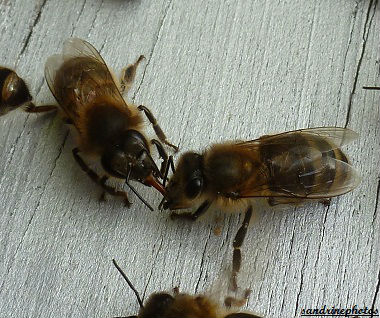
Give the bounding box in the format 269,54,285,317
141,236,164,301
294,245,309,317
345,0,378,128
86,0,103,38
373,180,380,226
194,228,212,293
372,267,380,316
336,3,358,115
0,130,69,292
132,0,173,103
16,0,49,67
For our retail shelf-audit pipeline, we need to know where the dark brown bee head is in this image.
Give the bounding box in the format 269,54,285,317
139,293,217,318
0,67,33,116
101,129,165,196
163,151,205,210
101,130,158,180
138,293,174,318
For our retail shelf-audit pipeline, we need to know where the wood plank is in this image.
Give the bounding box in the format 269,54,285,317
0,0,379,317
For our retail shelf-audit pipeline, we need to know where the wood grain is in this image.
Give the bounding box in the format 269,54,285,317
0,0,379,317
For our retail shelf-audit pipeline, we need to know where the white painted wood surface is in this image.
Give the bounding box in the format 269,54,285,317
0,0,379,317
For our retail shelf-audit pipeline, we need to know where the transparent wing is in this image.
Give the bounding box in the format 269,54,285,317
238,156,360,199
44,53,65,103
44,38,125,117
230,128,360,199
61,38,106,62
236,127,358,151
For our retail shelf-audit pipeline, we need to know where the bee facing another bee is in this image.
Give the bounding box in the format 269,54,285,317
112,259,261,318
161,127,360,288
0,66,55,116
43,38,177,209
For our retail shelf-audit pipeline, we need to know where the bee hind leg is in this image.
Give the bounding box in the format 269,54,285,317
138,105,179,152
224,289,251,308
72,148,131,207
320,198,331,207
119,55,145,94
230,206,253,292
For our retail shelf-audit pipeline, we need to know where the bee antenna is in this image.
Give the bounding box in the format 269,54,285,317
112,259,144,309
125,168,154,211
363,86,380,90
158,197,166,211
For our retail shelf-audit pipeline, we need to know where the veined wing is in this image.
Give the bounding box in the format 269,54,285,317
232,128,360,198
44,38,126,120
236,127,358,151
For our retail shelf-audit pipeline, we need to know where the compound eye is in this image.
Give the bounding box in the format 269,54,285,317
185,177,203,199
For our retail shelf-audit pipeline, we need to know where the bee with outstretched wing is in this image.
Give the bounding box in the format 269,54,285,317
44,38,177,210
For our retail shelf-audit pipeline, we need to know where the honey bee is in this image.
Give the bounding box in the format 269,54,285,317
112,259,261,318
0,66,55,116
161,127,360,288
44,38,177,209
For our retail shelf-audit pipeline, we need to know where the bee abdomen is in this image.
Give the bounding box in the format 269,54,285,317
0,67,32,115
263,133,353,198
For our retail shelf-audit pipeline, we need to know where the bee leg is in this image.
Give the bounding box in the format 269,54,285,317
62,117,74,125
24,102,57,113
173,286,180,295
99,191,106,202
119,55,145,94
230,206,253,292
162,156,175,187
138,105,179,152
151,139,168,176
170,200,212,221
224,289,251,308
72,148,131,207
320,198,331,207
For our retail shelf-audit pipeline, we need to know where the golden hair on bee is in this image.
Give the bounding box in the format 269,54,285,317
161,127,360,290
41,38,178,210
112,259,262,318
0,66,55,116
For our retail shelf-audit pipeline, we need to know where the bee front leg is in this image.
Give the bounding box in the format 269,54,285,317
170,200,212,221
119,55,145,94
24,102,57,113
138,105,179,152
230,206,253,292
72,148,131,207
151,139,168,176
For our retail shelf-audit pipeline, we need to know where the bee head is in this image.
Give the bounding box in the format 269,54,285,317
139,293,174,318
101,130,160,182
163,152,204,210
